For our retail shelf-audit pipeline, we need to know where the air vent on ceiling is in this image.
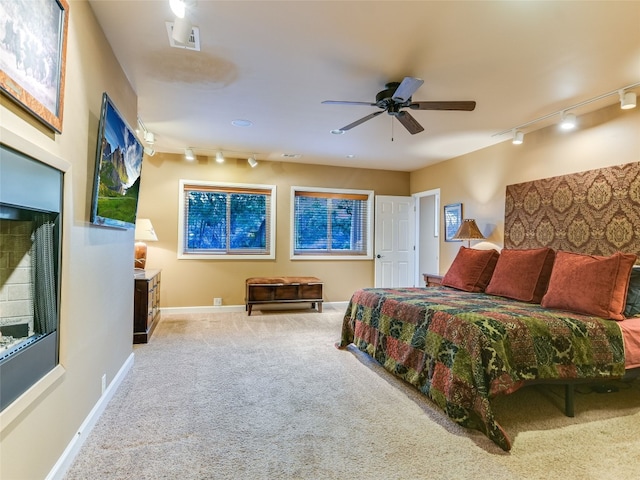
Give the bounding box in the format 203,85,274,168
165,22,201,51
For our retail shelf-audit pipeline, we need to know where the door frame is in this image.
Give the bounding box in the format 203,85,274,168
413,188,440,286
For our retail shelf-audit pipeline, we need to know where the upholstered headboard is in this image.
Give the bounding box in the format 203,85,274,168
504,162,640,257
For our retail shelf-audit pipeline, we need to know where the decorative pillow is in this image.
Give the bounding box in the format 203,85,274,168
441,247,499,292
541,251,637,320
624,267,640,318
485,247,555,303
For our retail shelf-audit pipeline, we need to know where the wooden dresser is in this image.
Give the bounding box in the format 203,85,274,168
134,269,161,343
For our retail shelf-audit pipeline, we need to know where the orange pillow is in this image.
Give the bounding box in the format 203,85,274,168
540,251,636,320
485,248,555,303
442,247,499,292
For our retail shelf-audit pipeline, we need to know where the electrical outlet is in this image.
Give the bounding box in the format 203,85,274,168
101,374,106,394
214,297,222,306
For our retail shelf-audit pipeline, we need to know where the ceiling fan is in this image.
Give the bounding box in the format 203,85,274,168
322,77,476,134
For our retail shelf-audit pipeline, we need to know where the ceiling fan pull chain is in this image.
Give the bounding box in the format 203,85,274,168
391,117,394,142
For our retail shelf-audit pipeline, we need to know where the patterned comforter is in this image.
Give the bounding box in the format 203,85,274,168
338,287,625,450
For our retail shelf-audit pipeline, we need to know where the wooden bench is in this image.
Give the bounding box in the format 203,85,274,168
245,277,323,316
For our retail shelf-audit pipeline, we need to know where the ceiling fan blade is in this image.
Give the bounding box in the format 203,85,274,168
409,101,476,111
396,111,424,135
392,77,424,103
339,110,385,131
322,100,377,106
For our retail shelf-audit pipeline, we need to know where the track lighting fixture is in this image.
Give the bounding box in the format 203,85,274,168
620,89,637,110
247,156,258,168
144,131,155,144
216,151,225,163
512,129,524,145
172,15,192,44
560,112,577,130
169,0,186,18
185,148,195,161
144,146,155,157
494,81,639,143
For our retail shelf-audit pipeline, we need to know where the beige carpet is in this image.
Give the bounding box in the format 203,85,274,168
64,306,640,479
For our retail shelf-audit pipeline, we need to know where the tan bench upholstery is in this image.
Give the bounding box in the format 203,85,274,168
245,276,323,315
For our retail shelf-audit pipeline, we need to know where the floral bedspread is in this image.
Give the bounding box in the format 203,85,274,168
338,287,625,450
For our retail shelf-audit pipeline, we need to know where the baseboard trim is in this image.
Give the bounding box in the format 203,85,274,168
160,301,348,315
46,352,135,480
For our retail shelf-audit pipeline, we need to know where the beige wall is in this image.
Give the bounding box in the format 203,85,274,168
0,2,137,479
138,156,409,306
410,103,640,273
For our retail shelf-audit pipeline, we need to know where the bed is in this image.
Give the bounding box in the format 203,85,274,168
338,162,640,451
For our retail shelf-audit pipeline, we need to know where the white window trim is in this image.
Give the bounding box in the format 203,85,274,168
290,186,374,261
178,179,276,260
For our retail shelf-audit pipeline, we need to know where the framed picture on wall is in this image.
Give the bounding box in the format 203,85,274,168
0,0,70,133
444,203,462,242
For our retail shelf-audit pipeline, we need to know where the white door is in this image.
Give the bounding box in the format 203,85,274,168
374,195,416,288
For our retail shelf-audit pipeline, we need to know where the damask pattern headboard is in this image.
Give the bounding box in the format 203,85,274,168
504,162,640,257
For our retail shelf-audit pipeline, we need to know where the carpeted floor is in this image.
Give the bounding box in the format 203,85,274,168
64,307,640,479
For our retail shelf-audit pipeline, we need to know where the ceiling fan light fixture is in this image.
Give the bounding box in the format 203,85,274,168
512,129,524,145
620,89,637,110
560,112,577,130
185,148,195,161
216,151,225,163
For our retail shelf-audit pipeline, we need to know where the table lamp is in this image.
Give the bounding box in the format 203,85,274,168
452,219,485,248
134,218,158,270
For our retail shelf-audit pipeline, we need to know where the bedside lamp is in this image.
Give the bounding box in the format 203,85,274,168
134,218,158,270
452,219,485,248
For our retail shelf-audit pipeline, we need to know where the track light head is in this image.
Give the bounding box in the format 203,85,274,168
144,131,155,144
560,112,577,130
170,0,186,18
620,89,637,110
184,148,195,161
216,151,225,163
248,156,258,168
512,129,524,145
143,146,155,157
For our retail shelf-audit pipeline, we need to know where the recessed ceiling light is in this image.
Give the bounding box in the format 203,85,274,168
330,129,345,135
281,153,302,159
231,119,253,127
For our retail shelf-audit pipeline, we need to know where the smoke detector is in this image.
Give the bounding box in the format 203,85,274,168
165,22,201,51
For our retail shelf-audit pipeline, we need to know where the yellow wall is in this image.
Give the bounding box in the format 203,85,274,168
0,2,137,479
410,103,640,272
139,155,409,306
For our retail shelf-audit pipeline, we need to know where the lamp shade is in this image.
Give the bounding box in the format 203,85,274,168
135,218,158,242
452,219,485,247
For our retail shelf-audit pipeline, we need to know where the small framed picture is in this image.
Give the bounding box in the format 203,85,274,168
444,203,462,242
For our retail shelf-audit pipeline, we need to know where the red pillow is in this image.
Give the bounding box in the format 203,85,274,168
441,247,499,292
540,251,637,320
485,248,555,303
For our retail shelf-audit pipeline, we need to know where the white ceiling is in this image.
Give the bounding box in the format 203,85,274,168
88,0,640,172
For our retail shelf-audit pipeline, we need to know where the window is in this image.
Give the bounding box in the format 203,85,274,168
178,180,276,259
291,187,373,260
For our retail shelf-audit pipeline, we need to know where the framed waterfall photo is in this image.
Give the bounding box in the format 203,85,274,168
0,0,70,132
